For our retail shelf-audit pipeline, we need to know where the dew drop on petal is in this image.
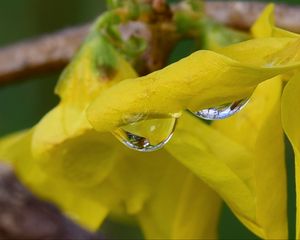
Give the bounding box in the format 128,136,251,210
193,99,249,120
113,117,177,152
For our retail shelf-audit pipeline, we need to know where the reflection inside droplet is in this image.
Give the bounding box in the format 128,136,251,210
113,117,177,152
193,99,249,120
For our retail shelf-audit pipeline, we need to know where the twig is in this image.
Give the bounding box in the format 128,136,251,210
0,1,299,85
0,25,89,85
0,163,103,240
205,1,300,32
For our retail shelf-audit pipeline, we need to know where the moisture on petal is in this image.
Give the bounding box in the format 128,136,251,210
87,37,300,133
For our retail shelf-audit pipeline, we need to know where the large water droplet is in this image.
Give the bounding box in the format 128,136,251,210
113,117,177,152
193,99,249,120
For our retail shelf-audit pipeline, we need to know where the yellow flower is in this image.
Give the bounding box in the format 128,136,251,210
0,3,300,239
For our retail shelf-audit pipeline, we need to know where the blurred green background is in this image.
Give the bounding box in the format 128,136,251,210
0,0,298,239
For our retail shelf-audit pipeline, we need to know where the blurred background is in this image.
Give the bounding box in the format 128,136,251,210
0,0,298,239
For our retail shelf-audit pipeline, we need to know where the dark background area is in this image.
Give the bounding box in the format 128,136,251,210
0,0,298,239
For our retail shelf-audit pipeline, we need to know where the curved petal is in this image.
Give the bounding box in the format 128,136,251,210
31,32,138,185
138,159,221,239
0,30,138,230
251,4,275,38
282,72,300,239
165,77,286,239
251,5,300,238
165,113,262,234
32,32,137,156
213,77,287,238
251,4,300,39
0,130,110,230
87,37,300,132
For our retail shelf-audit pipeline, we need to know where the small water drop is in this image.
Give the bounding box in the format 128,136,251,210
193,99,249,120
113,117,177,152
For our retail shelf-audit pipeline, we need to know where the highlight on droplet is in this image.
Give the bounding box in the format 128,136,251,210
113,116,177,152
193,98,249,120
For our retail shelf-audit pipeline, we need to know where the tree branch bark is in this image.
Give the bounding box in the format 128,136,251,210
0,1,299,85
205,1,300,32
0,25,89,85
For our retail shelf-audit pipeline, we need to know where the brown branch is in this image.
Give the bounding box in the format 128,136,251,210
0,1,300,85
0,25,89,85
119,22,179,75
205,1,300,32
0,163,103,240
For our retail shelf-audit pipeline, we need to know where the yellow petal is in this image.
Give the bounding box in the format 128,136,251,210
213,77,287,238
251,5,300,85
137,157,221,239
88,146,221,239
169,175,221,239
0,31,140,229
87,37,300,132
251,4,300,39
0,130,109,230
165,77,287,238
31,32,138,185
165,113,263,235
32,32,137,156
282,72,300,239
251,4,275,38
0,129,29,164
106,150,172,216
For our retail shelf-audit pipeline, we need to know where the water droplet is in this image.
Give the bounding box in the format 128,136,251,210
193,99,249,120
113,117,177,152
